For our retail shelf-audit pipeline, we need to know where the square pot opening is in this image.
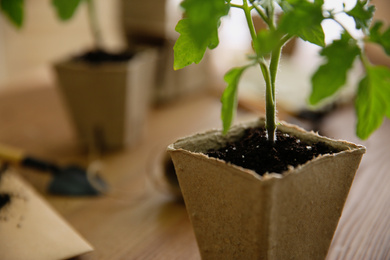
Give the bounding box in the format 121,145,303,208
170,118,363,178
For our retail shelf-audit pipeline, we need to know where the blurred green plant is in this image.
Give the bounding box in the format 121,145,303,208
51,0,103,49
0,0,24,28
173,0,390,141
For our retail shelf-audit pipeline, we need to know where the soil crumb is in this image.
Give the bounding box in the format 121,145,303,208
0,193,11,210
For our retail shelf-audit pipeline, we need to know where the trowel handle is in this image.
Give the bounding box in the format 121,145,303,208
0,143,59,173
0,143,25,165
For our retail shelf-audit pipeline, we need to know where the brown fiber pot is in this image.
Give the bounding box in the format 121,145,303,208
168,118,365,260
54,48,157,151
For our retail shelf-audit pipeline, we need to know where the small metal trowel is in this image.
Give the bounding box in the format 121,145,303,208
0,143,107,196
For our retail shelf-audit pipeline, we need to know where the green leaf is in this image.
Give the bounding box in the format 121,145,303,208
221,66,251,133
180,0,229,50
51,0,81,21
356,65,390,139
0,0,24,28
173,0,229,70
386,101,390,119
346,0,375,32
279,0,325,47
173,18,218,70
309,34,361,105
254,29,281,56
368,21,390,56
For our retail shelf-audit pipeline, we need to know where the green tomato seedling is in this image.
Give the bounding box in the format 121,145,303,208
173,0,390,142
51,0,103,49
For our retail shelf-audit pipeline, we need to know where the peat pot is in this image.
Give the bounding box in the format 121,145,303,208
168,118,365,260
120,0,212,104
54,48,157,151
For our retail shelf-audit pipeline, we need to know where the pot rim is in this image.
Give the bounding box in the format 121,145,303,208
168,118,366,181
53,47,157,73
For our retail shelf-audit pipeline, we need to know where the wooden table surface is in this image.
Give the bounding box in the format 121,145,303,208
0,82,389,259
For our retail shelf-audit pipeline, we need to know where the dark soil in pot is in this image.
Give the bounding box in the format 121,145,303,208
0,193,11,210
207,127,342,176
73,49,135,64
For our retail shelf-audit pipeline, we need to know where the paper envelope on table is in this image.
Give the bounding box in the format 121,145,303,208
0,168,93,260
